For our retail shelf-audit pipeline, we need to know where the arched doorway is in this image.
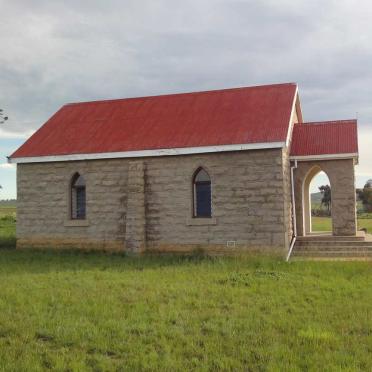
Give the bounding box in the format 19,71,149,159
294,159,356,237
302,166,332,235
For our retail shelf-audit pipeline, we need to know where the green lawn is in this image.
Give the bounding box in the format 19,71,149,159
312,216,372,233
1,211,372,370
0,251,372,370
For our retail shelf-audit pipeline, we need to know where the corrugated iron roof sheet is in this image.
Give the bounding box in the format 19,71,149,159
10,83,297,158
290,120,358,156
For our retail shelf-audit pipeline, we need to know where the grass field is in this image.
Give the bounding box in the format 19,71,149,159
1,208,372,370
0,206,16,218
1,250,372,370
312,216,372,233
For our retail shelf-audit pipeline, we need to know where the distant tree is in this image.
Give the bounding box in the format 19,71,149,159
0,109,8,124
319,185,331,214
357,181,372,212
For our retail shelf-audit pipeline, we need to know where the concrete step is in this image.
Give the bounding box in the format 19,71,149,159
296,241,372,247
291,234,372,259
292,251,372,257
295,248,372,254
296,234,365,242
292,245,372,252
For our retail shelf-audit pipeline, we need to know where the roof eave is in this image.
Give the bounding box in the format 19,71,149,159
289,153,359,162
8,141,286,164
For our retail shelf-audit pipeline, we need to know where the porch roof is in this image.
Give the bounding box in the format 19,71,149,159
289,120,358,160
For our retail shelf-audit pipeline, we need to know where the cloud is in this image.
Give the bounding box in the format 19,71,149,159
0,163,15,169
0,0,371,198
1,1,372,133
356,126,372,178
0,127,34,139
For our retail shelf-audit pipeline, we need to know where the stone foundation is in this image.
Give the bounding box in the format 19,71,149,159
16,238,124,252
16,239,285,257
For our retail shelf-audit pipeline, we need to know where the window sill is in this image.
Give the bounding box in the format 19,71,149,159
64,220,90,227
186,217,217,226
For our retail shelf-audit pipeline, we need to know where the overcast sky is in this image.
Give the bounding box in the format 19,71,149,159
0,0,371,198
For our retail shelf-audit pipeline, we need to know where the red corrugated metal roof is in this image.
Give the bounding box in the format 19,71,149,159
290,120,358,157
10,83,297,158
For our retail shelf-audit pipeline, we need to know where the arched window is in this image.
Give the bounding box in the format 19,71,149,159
193,168,212,218
71,173,86,219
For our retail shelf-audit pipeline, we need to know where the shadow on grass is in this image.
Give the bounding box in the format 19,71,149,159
1,244,370,281
0,244,287,276
0,248,218,273
0,236,16,250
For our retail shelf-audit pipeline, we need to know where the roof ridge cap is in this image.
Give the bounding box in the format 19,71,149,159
64,82,297,107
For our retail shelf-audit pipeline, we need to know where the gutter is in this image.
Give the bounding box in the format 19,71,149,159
286,159,298,262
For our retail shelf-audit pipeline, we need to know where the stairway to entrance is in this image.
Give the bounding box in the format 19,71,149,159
291,232,372,259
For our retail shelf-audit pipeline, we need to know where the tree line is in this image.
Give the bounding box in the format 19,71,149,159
314,179,372,216
357,179,372,213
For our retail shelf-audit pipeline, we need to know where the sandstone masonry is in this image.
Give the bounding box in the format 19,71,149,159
16,148,291,255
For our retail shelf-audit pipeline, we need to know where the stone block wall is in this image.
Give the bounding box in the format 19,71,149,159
17,160,129,251
125,161,146,253
16,148,290,254
144,149,288,254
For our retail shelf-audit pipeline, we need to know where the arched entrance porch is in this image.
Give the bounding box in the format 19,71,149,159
293,159,357,237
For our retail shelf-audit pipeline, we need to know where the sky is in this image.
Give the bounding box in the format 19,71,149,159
0,0,371,199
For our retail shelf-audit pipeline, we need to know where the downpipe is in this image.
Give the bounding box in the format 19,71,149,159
286,159,298,262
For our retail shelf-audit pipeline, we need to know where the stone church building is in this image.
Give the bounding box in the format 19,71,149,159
9,83,360,257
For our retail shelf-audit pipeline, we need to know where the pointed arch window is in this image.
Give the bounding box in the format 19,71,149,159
71,173,86,219
193,168,212,218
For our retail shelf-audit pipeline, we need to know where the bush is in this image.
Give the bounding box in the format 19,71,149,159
311,209,331,217
357,211,372,219
0,215,16,223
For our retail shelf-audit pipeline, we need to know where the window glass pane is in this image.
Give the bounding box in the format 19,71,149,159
71,173,86,219
196,183,211,217
76,188,86,219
